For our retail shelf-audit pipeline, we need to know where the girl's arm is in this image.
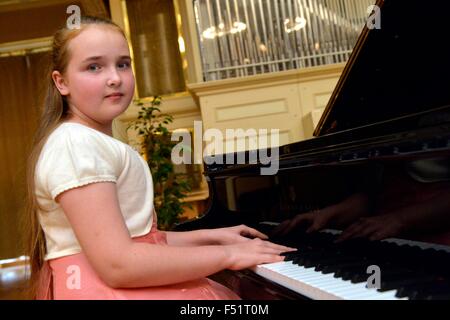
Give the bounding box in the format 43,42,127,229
57,182,294,289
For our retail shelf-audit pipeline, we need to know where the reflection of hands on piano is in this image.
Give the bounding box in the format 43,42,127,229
335,174,450,243
336,214,405,243
271,208,335,236
271,192,371,237
273,182,450,244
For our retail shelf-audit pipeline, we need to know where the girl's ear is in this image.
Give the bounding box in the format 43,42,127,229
52,70,70,96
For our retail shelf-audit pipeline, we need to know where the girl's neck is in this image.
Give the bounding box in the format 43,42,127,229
64,115,113,137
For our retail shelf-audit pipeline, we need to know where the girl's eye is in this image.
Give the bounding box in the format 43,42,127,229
88,64,101,72
118,62,131,69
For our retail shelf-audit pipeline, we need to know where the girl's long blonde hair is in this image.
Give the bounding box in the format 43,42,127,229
23,16,126,299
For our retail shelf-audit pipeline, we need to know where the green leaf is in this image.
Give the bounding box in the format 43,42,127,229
128,95,194,230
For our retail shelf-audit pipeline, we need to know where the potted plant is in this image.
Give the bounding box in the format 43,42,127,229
127,96,192,230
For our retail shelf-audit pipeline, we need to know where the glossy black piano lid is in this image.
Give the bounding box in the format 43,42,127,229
203,0,450,175
315,0,450,136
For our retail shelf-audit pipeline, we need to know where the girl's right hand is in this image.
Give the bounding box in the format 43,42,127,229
223,238,297,270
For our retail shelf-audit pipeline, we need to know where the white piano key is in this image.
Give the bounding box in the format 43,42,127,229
332,283,381,299
344,288,398,300
369,290,403,300
263,261,288,269
271,264,307,276
293,269,399,300
285,271,333,285
254,263,403,300
285,268,350,292
303,276,357,293
264,261,296,271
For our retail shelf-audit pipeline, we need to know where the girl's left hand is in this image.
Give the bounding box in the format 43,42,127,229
208,224,269,245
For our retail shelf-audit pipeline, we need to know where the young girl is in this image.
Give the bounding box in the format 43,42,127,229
24,16,294,300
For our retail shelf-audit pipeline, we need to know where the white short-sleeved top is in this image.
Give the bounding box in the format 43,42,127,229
35,122,154,260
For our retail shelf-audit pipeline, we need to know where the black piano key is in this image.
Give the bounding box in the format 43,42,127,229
337,260,386,281
303,259,317,268
378,274,434,292
321,265,338,274
409,283,450,300
293,256,312,266
396,285,416,298
419,279,450,292
333,262,374,278
302,255,337,268
395,279,447,299
292,252,328,266
314,259,346,272
304,252,340,267
350,273,369,284
349,266,411,285
341,267,369,281
281,251,302,262
322,261,367,275
424,293,450,300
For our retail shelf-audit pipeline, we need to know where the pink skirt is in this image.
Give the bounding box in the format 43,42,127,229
37,221,240,300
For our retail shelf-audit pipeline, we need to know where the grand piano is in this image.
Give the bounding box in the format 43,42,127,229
175,0,450,300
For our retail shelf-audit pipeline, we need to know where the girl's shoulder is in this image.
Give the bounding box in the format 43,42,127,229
52,122,115,140
41,122,129,161
36,122,127,201
48,122,123,148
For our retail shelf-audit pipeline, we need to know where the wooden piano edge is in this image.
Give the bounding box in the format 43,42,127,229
208,269,310,300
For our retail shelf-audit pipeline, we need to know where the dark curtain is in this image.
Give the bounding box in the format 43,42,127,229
0,52,50,259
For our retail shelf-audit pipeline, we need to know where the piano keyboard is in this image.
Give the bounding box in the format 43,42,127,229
251,226,450,300
252,261,404,300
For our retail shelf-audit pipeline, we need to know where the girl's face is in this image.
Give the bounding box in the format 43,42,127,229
53,25,135,125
